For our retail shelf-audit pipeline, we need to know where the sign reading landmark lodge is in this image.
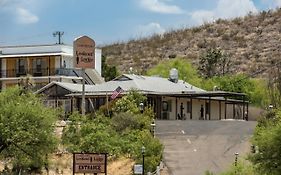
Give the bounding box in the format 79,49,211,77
73,36,95,69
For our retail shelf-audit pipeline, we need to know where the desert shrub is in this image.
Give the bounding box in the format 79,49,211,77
62,91,162,173
219,161,256,175
249,109,281,175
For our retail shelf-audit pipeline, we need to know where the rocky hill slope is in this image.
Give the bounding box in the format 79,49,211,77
102,9,281,77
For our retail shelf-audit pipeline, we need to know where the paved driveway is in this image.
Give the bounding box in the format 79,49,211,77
156,120,257,175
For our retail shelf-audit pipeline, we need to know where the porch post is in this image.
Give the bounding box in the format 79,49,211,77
225,98,227,120
70,96,73,113
158,96,162,119
233,104,235,119
175,97,178,120
48,56,51,76
219,101,221,120
242,96,245,120
190,98,193,120
246,102,249,121
209,97,211,120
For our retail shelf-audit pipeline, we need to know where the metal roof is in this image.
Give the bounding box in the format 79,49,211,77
37,74,246,102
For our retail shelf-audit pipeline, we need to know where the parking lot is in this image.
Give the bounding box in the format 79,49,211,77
156,120,257,175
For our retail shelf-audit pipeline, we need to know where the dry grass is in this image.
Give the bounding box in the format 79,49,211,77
103,8,281,78
0,154,169,175
41,154,135,175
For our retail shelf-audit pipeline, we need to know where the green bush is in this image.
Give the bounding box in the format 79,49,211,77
0,87,58,174
219,161,256,175
146,58,269,107
111,112,151,133
205,161,256,175
249,109,281,175
146,58,202,87
62,91,163,173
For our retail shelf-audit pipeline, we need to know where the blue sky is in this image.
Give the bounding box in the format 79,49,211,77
0,0,281,46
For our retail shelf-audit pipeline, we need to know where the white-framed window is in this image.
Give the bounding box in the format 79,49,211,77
16,58,26,74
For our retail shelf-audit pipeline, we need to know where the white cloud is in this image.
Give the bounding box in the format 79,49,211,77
137,22,166,36
0,0,9,6
190,0,258,25
272,0,281,6
261,0,281,8
0,0,39,24
216,0,257,18
16,7,38,24
191,10,215,25
139,0,184,14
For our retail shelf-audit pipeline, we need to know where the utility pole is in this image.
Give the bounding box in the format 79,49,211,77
53,31,64,44
81,68,86,115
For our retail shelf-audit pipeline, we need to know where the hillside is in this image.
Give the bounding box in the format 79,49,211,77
102,9,281,76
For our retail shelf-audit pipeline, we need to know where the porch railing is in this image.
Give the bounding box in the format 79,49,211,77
0,68,79,78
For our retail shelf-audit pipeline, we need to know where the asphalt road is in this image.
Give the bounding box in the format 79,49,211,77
155,120,257,175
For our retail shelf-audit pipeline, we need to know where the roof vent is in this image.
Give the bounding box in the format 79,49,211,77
169,68,178,83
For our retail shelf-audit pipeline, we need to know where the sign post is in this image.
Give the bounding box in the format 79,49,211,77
73,153,107,175
73,36,95,115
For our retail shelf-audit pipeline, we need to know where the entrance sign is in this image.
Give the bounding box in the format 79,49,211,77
73,36,95,69
73,153,107,174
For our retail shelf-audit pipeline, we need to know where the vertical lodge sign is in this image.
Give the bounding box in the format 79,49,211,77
73,153,107,174
73,36,95,69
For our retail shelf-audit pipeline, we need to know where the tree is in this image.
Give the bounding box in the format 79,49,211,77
113,89,147,114
204,74,268,106
210,74,253,93
18,74,35,91
102,55,118,81
249,109,281,175
198,48,231,78
267,63,281,108
0,87,57,173
62,91,163,173
146,58,202,87
146,57,267,107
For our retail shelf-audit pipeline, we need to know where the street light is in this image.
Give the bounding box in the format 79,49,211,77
142,146,145,175
269,104,273,110
139,102,144,113
234,152,239,174
150,119,156,138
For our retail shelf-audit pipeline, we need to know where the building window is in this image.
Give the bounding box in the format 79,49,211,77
33,58,42,73
187,101,191,113
36,59,42,72
16,59,26,76
18,59,25,73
